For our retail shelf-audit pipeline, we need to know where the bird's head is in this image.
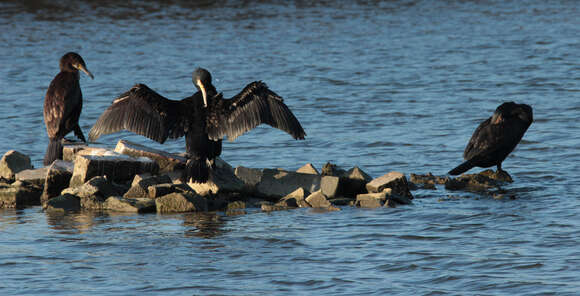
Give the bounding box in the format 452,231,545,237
492,102,533,125
59,52,94,79
192,67,212,107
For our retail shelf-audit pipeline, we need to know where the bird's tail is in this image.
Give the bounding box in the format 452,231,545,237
44,139,63,166
448,159,475,175
183,157,210,183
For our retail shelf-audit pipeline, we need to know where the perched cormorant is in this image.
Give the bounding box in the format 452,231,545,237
89,68,306,183
43,52,94,166
448,102,533,176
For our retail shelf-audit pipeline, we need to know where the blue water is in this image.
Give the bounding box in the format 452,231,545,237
1,1,579,295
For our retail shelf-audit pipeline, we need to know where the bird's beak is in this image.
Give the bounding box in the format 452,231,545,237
197,79,207,107
76,64,94,79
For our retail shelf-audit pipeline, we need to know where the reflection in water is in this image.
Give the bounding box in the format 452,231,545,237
182,212,228,239
44,210,109,233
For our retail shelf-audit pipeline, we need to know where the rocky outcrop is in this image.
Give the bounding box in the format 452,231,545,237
0,150,32,181
103,196,156,213
155,192,208,213
255,169,321,199
444,170,511,191
366,171,413,200
276,187,310,208
0,180,42,208
62,176,124,210
69,154,159,187
114,139,186,173
123,174,172,199
305,190,340,211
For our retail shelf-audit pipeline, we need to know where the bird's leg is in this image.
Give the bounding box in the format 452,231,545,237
495,163,513,183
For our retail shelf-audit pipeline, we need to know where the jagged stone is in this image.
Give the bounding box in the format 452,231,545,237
0,180,42,208
62,176,123,210
366,171,413,199
69,154,159,187
103,196,156,213
321,175,341,198
114,140,186,173
15,167,48,187
321,162,346,176
155,192,207,213
296,163,319,175
0,150,32,180
41,160,74,203
277,187,310,208
43,194,80,212
305,190,332,208
255,169,321,198
123,174,172,199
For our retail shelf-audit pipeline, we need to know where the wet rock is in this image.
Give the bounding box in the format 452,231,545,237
255,169,321,199
321,162,346,177
479,169,513,183
277,187,310,208
123,174,172,199
355,189,391,208
339,166,373,197
69,154,159,187
261,202,293,212
444,171,508,192
16,167,48,187
410,172,447,186
41,160,74,203
155,192,208,213
62,176,122,210
114,140,186,173
366,171,413,200
0,180,42,208
103,196,156,213
226,201,246,210
384,199,398,208
0,150,32,180
43,194,80,212
296,163,319,175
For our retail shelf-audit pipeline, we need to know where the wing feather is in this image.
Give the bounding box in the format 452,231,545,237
88,84,184,143
206,81,306,141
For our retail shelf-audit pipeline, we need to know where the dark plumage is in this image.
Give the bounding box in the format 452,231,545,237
89,68,306,183
448,102,533,176
43,52,94,166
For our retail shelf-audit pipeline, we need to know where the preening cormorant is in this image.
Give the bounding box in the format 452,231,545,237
448,102,533,176
89,68,306,183
43,52,94,166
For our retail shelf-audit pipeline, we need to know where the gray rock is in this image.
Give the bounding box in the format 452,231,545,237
41,160,74,203
155,192,208,213
0,150,32,180
296,163,319,175
114,139,186,173
62,176,122,210
103,196,156,213
255,169,321,198
69,154,159,187
123,174,172,199
188,158,244,196
234,166,263,192
321,175,341,198
0,181,42,208
305,190,331,208
366,171,413,199
43,194,80,212
16,167,48,187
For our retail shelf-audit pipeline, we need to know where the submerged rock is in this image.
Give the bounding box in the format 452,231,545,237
0,180,42,208
44,193,80,212
444,170,511,192
0,150,32,181
155,192,208,213
103,196,156,213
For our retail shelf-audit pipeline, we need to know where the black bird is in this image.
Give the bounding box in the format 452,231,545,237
448,102,533,176
43,52,94,166
89,68,306,183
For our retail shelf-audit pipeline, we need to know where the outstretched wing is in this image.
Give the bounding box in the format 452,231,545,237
89,84,185,143
206,81,306,141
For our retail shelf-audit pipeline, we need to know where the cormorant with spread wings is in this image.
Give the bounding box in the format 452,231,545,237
89,68,306,183
448,102,533,176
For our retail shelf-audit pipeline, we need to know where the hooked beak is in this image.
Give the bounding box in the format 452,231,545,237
197,79,207,107
75,64,94,79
